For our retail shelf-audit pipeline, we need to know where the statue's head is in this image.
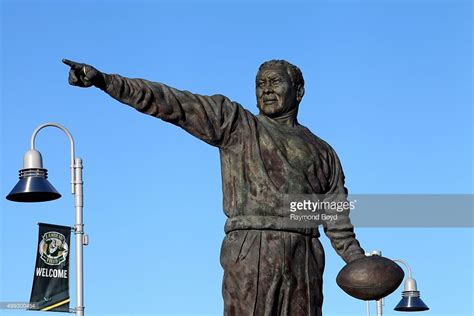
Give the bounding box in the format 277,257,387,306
256,60,305,118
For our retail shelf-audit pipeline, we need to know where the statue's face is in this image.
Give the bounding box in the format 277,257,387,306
256,67,298,118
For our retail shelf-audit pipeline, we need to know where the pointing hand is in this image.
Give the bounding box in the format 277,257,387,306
62,59,104,88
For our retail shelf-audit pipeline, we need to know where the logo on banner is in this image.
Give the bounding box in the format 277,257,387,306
38,232,69,266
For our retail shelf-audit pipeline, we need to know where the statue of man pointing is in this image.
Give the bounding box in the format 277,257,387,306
63,58,365,316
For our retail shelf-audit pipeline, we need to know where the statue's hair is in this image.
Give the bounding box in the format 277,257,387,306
258,60,304,88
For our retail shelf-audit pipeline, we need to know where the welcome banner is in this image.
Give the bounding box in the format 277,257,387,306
29,223,71,312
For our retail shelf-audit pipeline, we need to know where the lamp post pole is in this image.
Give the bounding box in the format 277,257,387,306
365,250,384,316
30,123,86,316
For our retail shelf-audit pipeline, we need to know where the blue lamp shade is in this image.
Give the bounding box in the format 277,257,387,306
6,168,61,202
394,291,429,312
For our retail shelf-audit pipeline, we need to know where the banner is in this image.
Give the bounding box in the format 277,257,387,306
29,223,71,312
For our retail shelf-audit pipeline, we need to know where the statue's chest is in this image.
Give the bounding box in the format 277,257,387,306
257,127,319,173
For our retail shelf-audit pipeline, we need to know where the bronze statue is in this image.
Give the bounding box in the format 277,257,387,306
63,58,366,316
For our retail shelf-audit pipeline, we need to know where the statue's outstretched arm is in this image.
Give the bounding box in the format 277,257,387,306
63,59,246,148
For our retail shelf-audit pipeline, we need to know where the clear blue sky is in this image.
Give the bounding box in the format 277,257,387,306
1,0,472,315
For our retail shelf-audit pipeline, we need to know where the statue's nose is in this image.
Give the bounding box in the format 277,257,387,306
263,84,273,93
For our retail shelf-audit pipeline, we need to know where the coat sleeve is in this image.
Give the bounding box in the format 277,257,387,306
322,147,366,263
100,73,245,148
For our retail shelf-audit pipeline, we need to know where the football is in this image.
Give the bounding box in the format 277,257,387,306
336,255,404,301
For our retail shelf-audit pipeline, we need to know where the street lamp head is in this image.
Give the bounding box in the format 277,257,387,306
394,278,429,312
6,149,61,202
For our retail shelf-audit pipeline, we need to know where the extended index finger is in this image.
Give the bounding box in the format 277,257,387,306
62,58,83,70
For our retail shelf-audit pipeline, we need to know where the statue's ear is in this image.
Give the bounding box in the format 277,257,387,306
296,85,305,103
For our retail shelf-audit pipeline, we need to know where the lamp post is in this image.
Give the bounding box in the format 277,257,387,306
6,122,87,316
392,259,429,312
365,250,429,316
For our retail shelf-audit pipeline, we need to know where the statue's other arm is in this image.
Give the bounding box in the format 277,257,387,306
323,148,366,263
63,59,242,148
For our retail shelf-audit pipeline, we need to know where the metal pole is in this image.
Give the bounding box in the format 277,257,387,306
74,158,84,316
30,123,86,315
367,250,383,316
30,122,75,194
376,298,383,316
